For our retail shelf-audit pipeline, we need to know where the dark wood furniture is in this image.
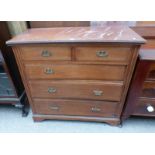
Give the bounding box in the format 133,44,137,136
123,49,155,118
123,22,155,119
0,21,29,116
7,26,145,125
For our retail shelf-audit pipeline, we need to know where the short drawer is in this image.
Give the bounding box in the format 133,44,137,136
141,81,155,99
29,80,123,101
19,45,71,61
133,98,155,116
75,46,131,62
24,63,126,80
33,99,120,117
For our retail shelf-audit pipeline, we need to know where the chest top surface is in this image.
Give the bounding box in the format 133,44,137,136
6,26,145,45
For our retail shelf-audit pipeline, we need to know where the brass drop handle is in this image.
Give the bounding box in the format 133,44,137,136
49,105,59,111
91,107,101,112
41,50,52,57
48,87,57,93
96,50,108,57
44,68,54,74
93,90,103,96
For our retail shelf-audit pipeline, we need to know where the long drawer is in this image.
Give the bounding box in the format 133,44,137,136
29,80,123,101
133,98,155,116
19,46,71,61
75,46,131,62
33,99,119,117
24,63,126,80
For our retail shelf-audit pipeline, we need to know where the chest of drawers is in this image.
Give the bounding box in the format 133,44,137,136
7,26,145,125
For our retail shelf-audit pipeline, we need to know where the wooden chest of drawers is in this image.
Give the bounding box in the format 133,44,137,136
7,26,145,125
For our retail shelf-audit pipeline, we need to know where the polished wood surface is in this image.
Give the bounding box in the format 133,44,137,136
33,114,120,125
141,81,155,99
24,63,126,80
33,99,119,117
146,63,155,80
122,58,150,119
122,49,155,119
75,46,131,62
29,80,123,101
7,26,145,45
133,98,155,116
8,26,143,125
19,45,71,61
122,21,155,119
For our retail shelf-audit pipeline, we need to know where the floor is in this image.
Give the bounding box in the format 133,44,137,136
0,105,155,133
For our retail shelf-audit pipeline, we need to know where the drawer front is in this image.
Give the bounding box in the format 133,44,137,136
141,81,155,99
146,63,155,81
29,81,123,101
19,46,71,61
34,99,120,117
25,63,126,80
133,98,155,116
75,47,131,62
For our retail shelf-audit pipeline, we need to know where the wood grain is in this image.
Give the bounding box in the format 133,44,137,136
122,59,150,120
33,98,119,117
24,63,126,80
8,26,143,125
75,46,131,62
29,80,123,101
133,98,155,116
19,45,71,61
141,81,155,99
146,63,155,80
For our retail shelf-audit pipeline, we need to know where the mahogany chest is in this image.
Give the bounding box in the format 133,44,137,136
7,26,145,125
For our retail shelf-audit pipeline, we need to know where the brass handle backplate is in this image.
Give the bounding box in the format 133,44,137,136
44,68,54,74
48,87,57,93
49,105,59,111
41,50,52,57
96,51,108,57
91,107,101,112
93,90,103,96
